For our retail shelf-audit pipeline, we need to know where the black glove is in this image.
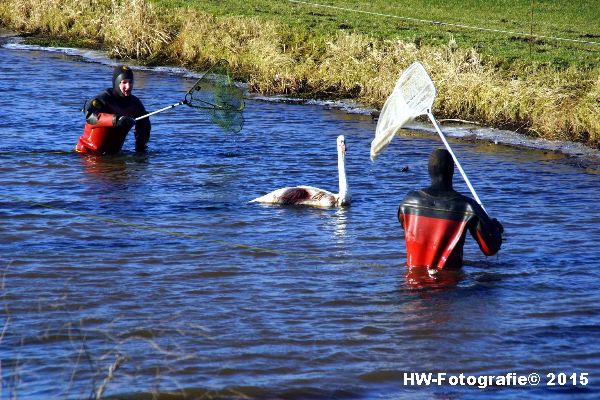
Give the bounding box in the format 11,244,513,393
492,218,504,234
116,115,135,129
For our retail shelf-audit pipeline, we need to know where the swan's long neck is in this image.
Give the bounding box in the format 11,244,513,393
337,144,349,205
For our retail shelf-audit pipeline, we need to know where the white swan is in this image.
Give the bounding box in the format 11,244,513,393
251,135,351,207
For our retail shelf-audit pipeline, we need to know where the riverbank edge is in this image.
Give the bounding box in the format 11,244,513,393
0,0,598,148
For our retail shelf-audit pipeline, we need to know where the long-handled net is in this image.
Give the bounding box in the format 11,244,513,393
136,60,245,133
371,61,486,211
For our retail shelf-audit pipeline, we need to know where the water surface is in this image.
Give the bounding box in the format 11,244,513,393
1,41,599,399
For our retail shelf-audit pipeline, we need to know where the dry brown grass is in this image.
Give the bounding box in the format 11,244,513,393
102,0,172,60
1,0,599,146
0,0,172,58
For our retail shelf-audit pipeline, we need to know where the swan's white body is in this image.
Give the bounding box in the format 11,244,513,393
251,135,351,207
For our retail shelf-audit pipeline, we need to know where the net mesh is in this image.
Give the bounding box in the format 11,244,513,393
370,62,436,160
210,108,245,134
185,60,245,133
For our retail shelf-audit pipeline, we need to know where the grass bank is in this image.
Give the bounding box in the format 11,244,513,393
1,0,599,146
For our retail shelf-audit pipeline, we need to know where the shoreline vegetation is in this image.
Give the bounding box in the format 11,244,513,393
1,0,599,147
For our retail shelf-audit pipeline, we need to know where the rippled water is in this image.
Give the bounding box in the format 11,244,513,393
1,40,599,399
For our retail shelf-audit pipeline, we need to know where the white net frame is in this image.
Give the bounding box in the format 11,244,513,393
370,62,436,160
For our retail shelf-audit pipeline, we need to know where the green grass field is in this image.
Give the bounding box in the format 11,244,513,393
152,0,600,71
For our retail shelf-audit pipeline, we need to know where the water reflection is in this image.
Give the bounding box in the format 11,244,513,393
401,287,456,327
330,208,348,240
77,152,148,183
404,266,464,291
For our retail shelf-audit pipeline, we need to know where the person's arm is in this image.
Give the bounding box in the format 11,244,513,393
398,197,414,232
84,96,134,128
83,97,110,125
133,114,150,152
468,202,504,256
397,204,404,225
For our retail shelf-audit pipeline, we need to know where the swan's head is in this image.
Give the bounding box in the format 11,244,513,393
337,135,346,155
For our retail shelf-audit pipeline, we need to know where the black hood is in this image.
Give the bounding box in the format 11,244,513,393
112,65,134,97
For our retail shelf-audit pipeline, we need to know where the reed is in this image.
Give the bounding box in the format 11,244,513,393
0,0,598,146
0,0,172,58
102,0,172,60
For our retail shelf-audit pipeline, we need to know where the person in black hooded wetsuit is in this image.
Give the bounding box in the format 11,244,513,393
398,148,504,282
76,65,150,155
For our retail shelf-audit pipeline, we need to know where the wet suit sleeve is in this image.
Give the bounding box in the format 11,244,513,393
83,97,118,127
468,202,503,256
130,97,151,151
134,116,151,152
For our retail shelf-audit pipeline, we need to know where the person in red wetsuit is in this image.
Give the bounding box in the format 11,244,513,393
398,148,503,281
76,65,151,154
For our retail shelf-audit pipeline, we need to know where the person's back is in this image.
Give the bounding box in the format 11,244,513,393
398,149,503,270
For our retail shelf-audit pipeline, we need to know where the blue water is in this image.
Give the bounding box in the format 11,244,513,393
1,39,599,399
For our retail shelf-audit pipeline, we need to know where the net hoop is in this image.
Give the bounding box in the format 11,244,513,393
185,60,245,112
135,59,245,134
184,60,245,133
370,62,436,160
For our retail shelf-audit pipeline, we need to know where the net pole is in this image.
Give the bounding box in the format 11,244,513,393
427,111,486,212
136,101,185,121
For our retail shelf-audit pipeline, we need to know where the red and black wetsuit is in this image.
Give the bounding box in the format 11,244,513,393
76,88,150,155
398,187,503,270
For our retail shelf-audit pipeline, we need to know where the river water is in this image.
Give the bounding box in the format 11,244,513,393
1,36,599,399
